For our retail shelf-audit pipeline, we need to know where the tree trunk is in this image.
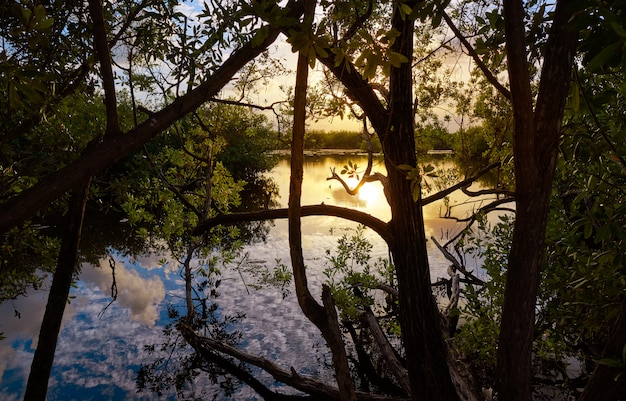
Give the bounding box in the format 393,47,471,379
496,1,577,399
288,2,356,399
23,179,91,401
384,3,459,400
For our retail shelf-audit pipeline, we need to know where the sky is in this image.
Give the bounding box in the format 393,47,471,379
157,1,472,134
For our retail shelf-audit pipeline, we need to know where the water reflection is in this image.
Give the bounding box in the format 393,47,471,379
270,154,498,241
80,258,166,326
0,254,171,400
0,153,507,400
271,154,390,220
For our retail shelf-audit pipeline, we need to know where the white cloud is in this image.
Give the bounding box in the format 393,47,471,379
81,259,166,326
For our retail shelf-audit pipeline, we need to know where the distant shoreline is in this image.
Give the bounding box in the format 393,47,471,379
269,149,378,156
269,149,454,156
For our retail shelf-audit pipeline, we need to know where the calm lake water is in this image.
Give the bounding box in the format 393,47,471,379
0,154,492,400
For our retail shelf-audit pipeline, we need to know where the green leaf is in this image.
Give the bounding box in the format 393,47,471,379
388,51,408,68
33,4,46,21
399,3,412,18
596,358,624,368
354,49,369,67
313,43,328,58
431,12,442,28
35,17,54,32
331,47,345,67
610,21,626,38
571,80,580,112
586,42,622,71
583,223,593,239
251,25,270,48
363,58,378,80
19,6,32,26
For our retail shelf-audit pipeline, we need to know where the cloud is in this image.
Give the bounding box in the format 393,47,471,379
81,258,165,327
0,277,76,382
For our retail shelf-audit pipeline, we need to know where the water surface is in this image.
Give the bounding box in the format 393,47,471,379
0,154,491,400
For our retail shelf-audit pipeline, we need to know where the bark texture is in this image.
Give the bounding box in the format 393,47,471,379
288,1,356,399
382,3,459,400
496,1,578,399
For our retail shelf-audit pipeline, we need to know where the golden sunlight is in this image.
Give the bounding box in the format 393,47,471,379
358,182,379,204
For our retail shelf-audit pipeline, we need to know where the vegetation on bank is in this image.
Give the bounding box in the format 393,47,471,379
302,125,489,163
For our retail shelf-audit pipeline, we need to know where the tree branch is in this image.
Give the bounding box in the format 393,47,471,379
460,187,515,198
342,0,374,42
421,162,502,206
440,9,511,100
87,0,121,136
192,205,392,244
322,285,357,400
361,309,411,394
0,19,289,233
178,322,409,401
430,236,484,286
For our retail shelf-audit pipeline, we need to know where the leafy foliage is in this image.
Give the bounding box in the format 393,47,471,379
452,215,512,384
536,65,626,385
322,226,404,390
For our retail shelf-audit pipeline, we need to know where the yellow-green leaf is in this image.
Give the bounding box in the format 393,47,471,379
399,3,412,16
388,51,408,68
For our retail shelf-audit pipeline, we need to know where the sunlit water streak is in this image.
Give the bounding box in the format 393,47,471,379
0,154,495,400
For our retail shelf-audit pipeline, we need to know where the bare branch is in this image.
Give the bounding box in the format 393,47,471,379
369,83,390,103
460,187,515,198
430,236,484,286
322,285,357,400
327,128,389,202
421,162,502,206
208,97,287,112
375,283,399,299
440,9,511,100
361,310,411,394
327,169,387,196
178,323,409,401
442,198,515,247
192,205,393,244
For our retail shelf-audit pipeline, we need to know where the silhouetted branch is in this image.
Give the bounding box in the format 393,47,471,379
178,322,409,401
193,205,393,243
361,310,411,394
342,0,374,41
88,0,121,136
431,236,484,286
460,187,515,198
327,127,390,202
421,162,502,206
443,198,515,248
440,9,511,100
